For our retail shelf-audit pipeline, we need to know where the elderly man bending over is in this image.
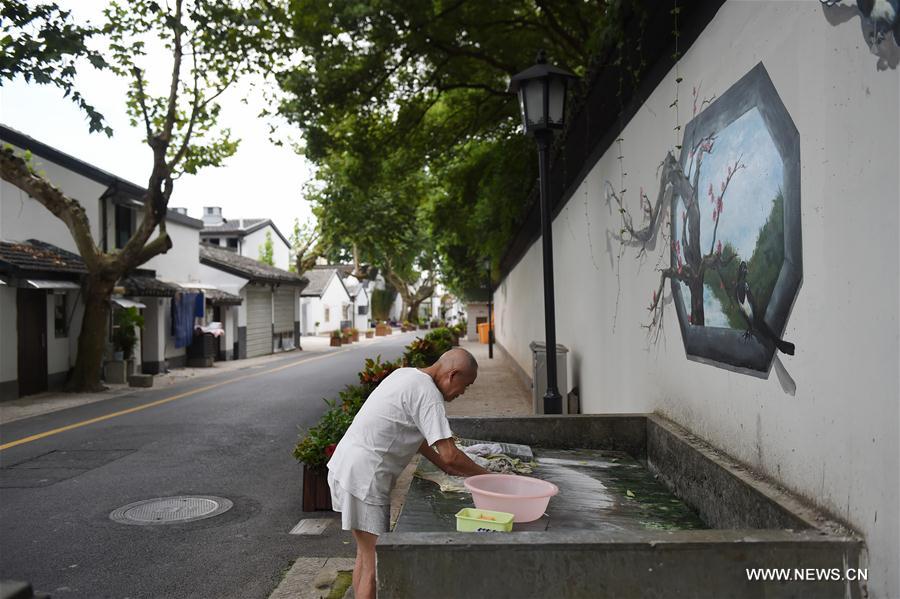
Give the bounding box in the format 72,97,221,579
327,348,489,599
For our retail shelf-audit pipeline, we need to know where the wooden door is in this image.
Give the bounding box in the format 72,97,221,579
17,288,48,397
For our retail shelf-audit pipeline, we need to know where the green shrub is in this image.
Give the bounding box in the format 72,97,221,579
113,307,144,359
425,327,454,354
292,399,355,467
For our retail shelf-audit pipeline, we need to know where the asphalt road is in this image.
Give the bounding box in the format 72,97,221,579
0,333,415,599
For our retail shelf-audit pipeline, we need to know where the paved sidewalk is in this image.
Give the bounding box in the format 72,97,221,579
0,334,391,425
270,337,532,599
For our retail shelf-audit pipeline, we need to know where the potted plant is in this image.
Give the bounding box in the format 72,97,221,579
365,329,374,339
375,321,388,336
105,307,144,384
350,327,360,342
293,398,354,511
330,329,342,347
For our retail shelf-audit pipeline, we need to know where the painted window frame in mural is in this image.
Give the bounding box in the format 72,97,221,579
669,63,801,375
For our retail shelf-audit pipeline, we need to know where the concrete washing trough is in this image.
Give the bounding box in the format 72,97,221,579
378,415,865,599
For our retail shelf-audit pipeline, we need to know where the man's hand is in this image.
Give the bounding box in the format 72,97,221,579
418,439,490,476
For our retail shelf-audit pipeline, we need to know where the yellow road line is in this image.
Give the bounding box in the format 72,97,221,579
0,348,351,452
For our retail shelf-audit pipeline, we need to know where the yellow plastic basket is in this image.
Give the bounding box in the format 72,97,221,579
455,508,514,532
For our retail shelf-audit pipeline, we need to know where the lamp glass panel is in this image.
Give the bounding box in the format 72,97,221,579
523,79,546,127
548,76,566,125
518,91,528,131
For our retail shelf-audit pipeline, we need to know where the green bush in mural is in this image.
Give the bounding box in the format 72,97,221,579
707,192,784,329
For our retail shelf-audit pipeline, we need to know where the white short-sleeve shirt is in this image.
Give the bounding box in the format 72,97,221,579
327,368,453,505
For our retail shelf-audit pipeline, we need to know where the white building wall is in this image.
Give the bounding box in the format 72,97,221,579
318,276,350,333
0,152,106,250
143,219,202,283
494,3,898,597
389,291,403,322
352,289,370,331
243,226,290,271
300,297,325,335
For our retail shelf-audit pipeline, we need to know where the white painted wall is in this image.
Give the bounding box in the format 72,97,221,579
143,219,202,283
321,274,350,332
141,297,166,367
0,149,105,250
243,225,290,271
300,297,321,335
389,290,403,322
352,287,370,331
494,3,899,597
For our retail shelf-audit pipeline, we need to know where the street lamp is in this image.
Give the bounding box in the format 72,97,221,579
483,257,493,360
508,50,577,415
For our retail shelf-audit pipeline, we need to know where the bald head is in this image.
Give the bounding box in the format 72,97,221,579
427,348,478,401
436,348,478,375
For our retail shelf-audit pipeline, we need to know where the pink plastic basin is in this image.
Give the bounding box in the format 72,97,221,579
464,474,559,522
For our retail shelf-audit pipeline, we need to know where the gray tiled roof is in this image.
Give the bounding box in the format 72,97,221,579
0,239,87,277
200,244,308,287
120,274,180,297
300,268,351,297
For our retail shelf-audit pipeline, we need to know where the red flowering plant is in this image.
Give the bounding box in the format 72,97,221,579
358,355,400,397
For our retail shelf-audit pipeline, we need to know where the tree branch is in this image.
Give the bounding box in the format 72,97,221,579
132,66,154,140
133,231,173,266
162,0,184,142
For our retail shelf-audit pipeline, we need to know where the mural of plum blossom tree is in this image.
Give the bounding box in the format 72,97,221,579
609,62,802,376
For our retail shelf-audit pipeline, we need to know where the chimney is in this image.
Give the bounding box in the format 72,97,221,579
202,206,223,226
171,207,188,215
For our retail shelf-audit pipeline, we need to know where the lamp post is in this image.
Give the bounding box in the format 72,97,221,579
508,50,577,415
483,258,493,359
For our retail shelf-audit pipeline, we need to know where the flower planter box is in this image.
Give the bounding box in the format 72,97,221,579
375,324,389,336
330,338,342,347
365,331,374,339
352,332,360,342
301,465,332,512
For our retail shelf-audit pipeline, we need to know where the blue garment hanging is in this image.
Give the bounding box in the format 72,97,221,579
171,292,200,348
194,292,205,318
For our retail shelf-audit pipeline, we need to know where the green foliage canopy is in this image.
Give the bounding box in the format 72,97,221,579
275,0,626,297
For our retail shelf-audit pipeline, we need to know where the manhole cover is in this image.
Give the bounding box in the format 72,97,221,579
110,496,233,525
